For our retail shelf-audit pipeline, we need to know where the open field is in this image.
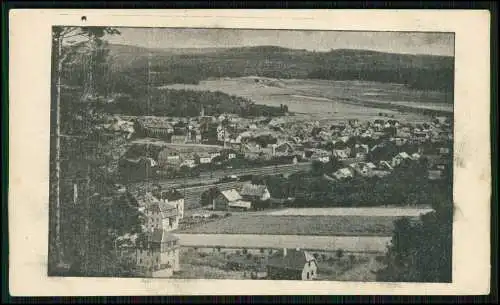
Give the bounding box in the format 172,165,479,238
265,207,434,217
178,214,401,236
177,234,391,253
160,77,452,122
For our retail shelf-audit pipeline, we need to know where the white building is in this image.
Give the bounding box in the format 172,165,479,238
128,190,185,277
391,152,412,167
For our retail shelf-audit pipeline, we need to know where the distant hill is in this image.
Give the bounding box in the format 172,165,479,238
105,44,454,95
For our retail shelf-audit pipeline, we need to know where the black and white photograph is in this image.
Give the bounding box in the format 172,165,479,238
45,26,457,283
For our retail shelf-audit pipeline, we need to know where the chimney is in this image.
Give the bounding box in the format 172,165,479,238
283,248,287,257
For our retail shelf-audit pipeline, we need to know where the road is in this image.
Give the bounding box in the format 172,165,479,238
176,233,391,253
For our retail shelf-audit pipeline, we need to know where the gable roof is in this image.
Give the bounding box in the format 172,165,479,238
221,189,242,202
366,162,377,169
137,117,173,130
267,249,316,271
338,167,354,176
397,152,411,159
240,184,268,197
134,192,160,207
159,189,184,201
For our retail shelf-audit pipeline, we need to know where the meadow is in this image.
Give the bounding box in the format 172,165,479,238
160,77,452,123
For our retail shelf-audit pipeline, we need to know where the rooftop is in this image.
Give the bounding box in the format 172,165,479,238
221,189,243,202
267,249,316,271
241,183,268,197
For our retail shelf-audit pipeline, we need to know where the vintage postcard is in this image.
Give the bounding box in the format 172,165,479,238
8,10,491,296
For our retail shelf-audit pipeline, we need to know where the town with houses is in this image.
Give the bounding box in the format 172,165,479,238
103,107,453,280
49,27,454,282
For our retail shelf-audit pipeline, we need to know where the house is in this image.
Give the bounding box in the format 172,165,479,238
348,119,359,127
104,116,135,139
157,149,182,168
378,160,394,171
135,229,181,277
266,248,318,280
241,144,263,160
435,116,450,125
213,189,251,211
118,156,157,180
308,149,331,163
330,123,347,132
391,137,408,146
157,189,185,220
349,162,377,177
373,119,385,131
412,131,429,143
144,201,179,232
332,167,355,180
221,149,239,161
136,118,173,141
353,144,369,158
387,119,400,127
273,142,296,156
240,183,271,204
180,159,196,168
396,127,412,138
198,152,213,164
391,152,412,167
216,125,226,142
332,148,350,160
126,190,185,278
439,147,451,155
339,136,350,143
368,160,394,178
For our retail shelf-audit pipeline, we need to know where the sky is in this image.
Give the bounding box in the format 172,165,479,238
104,28,455,56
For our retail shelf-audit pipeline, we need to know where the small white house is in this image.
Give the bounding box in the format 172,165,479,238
391,152,412,167
267,249,318,280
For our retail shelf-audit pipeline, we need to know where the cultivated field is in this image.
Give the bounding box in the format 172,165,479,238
160,77,452,122
178,214,400,236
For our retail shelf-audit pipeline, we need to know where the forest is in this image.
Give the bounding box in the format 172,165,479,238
106,44,455,94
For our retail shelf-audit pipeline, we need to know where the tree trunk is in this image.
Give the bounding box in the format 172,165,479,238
54,30,63,264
